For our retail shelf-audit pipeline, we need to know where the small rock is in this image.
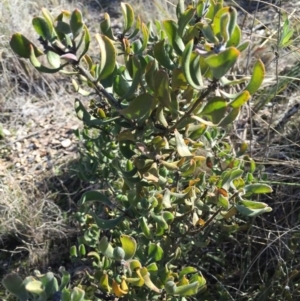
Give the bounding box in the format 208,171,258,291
35,154,41,163
61,139,72,148
51,139,60,145
15,142,22,151
2,128,11,136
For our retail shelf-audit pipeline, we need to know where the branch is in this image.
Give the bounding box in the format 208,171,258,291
75,64,123,110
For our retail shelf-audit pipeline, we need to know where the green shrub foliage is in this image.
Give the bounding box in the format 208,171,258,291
7,0,272,300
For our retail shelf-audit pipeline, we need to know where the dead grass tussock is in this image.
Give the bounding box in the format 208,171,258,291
0,171,68,262
0,0,81,268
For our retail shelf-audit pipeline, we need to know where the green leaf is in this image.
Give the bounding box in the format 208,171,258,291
179,267,197,279
205,47,240,79
221,168,243,190
70,287,85,301
230,90,250,108
2,273,28,301
138,22,149,53
200,97,227,124
182,39,203,90
121,56,143,99
165,280,177,295
236,202,272,217
78,190,114,207
55,21,71,35
145,60,158,91
172,68,187,90
175,281,199,296
176,0,185,19
162,20,185,55
62,288,71,301
47,51,61,68
75,29,87,57
212,7,231,37
140,216,152,239
140,267,162,293
95,34,116,80
217,194,229,209
178,7,195,38
154,39,175,70
119,93,156,121
237,40,250,52
244,183,273,195
25,280,45,295
70,245,77,257
219,12,230,42
119,140,136,159
154,70,173,111
121,2,134,33
240,200,270,209
120,234,137,260
59,268,71,291
98,236,115,258
226,25,241,47
245,59,265,95
10,33,43,59
70,9,83,38
29,44,64,73
41,8,55,37
92,213,125,230
218,107,240,126
113,74,130,97
189,52,204,89
174,129,193,157
148,243,164,261
75,98,120,127
280,19,294,48
35,272,58,298
228,7,238,37
151,212,168,236
100,13,115,40
32,17,52,40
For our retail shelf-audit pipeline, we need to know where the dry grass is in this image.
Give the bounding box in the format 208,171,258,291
0,0,83,276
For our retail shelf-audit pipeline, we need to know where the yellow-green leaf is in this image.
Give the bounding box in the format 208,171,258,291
98,236,115,258
148,243,164,262
175,281,199,296
218,107,240,126
236,203,272,217
70,9,83,38
230,90,251,108
95,34,116,80
244,183,273,195
120,234,137,260
205,47,240,79
245,59,265,95
200,97,227,124
121,2,134,33
140,267,162,293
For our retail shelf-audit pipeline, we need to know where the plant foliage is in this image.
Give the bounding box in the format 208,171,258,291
6,0,272,300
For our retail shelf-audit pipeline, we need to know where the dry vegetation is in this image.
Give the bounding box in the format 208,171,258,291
1,0,300,300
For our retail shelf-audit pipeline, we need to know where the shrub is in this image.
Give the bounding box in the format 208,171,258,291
6,0,272,300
